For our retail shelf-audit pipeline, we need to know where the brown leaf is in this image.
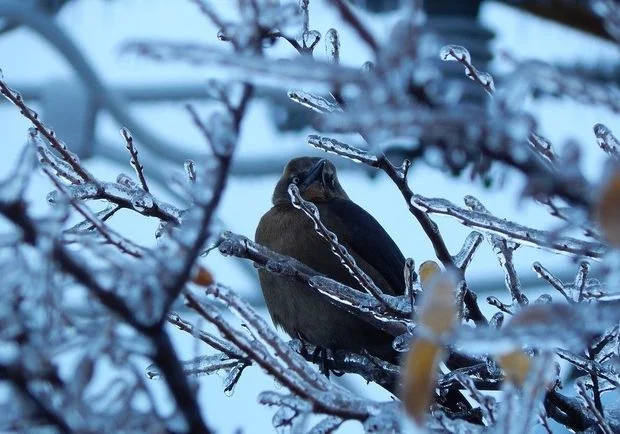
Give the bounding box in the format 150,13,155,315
402,267,456,425
401,338,443,425
192,265,214,287
419,267,457,335
597,170,620,246
497,350,531,387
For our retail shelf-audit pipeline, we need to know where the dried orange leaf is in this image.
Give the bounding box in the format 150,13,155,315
402,268,457,425
419,270,457,335
498,350,531,386
401,339,442,425
192,265,214,287
418,260,441,285
596,170,620,246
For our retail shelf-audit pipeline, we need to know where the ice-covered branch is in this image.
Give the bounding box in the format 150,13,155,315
594,123,620,160
216,231,410,334
183,289,397,426
440,45,565,169
453,231,484,271
464,196,527,306
0,192,211,434
124,41,364,90
440,45,495,96
533,261,607,303
289,184,408,316
307,135,488,326
287,90,341,114
576,380,616,434
121,128,150,192
412,194,606,259
44,166,145,258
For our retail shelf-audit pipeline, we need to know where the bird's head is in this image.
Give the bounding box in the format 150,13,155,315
272,157,349,205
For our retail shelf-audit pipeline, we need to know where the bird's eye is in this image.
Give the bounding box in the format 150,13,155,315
292,176,300,184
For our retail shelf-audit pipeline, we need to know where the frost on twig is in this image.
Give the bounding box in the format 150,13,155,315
451,301,620,356
183,287,402,430
440,44,495,95
594,123,620,160
453,231,483,271
216,231,410,334
288,90,342,114
121,128,150,192
412,194,606,259
533,261,608,303
464,196,527,307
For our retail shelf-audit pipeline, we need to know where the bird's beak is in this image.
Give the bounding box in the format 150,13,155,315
301,159,326,188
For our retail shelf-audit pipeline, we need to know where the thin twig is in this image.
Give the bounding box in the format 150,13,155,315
120,128,150,193
576,381,613,434
307,135,488,326
288,184,408,316
0,78,93,182
43,167,144,258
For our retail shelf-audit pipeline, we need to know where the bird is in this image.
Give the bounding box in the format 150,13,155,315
255,156,406,364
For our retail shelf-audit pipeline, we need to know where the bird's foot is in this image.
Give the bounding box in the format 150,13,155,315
311,346,331,377
309,346,346,378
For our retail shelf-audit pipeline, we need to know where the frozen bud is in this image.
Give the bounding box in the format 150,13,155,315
439,45,471,63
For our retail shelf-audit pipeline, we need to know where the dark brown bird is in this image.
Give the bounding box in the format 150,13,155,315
255,157,406,363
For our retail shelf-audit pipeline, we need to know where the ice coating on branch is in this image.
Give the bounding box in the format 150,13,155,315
223,362,246,396
307,416,343,434
475,71,495,92
411,194,606,259
325,28,339,64
116,173,140,190
439,44,495,93
34,131,82,183
307,135,377,165
47,182,99,204
303,30,321,51
452,301,620,356
439,45,471,64
453,231,483,269
288,90,341,113
127,41,364,90
131,191,154,211
594,123,620,159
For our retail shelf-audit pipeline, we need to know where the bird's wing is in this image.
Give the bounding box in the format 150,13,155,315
319,198,406,296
